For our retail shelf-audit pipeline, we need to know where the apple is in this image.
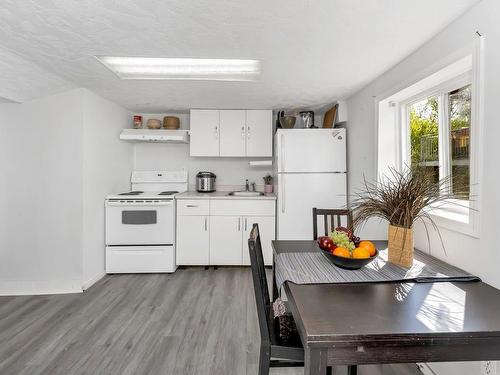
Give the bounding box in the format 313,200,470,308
317,236,335,251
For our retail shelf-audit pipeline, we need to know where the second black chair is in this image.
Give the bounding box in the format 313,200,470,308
312,208,353,240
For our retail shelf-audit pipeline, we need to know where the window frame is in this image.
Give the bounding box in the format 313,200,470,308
397,50,482,237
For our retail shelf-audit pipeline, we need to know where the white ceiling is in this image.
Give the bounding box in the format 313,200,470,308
0,0,479,112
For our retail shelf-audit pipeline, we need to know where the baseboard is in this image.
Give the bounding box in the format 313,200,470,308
0,279,83,296
82,272,106,290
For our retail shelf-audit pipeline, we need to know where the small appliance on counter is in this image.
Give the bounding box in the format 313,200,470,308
196,171,216,192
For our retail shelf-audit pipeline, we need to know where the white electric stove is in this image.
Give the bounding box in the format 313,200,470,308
105,170,188,273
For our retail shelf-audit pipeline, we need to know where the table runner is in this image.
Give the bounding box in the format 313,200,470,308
275,248,479,291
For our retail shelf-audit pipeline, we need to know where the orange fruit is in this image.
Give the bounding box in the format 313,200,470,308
332,247,351,258
358,240,376,257
352,247,371,259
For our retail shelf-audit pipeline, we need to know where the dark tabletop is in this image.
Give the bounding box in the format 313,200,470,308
272,240,500,365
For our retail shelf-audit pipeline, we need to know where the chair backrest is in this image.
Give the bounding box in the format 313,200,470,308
248,223,271,344
312,208,353,240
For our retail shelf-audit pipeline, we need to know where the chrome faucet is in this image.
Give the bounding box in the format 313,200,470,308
245,179,256,192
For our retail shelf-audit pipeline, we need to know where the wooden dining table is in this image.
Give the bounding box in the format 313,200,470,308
272,240,500,375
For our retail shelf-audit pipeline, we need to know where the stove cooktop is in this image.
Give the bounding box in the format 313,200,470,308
107,190,181,200
118,191,144,196
158,191,179,195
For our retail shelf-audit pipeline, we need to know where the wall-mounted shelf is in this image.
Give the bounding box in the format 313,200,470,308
120,129,189,143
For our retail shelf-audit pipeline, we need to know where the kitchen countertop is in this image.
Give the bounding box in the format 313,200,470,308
175,191,276,200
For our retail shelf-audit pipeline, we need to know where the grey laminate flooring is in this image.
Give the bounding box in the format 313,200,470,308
0,268,421,375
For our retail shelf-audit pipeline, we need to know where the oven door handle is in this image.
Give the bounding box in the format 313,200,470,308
106,200,173,207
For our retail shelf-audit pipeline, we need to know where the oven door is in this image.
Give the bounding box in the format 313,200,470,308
105,200,174,245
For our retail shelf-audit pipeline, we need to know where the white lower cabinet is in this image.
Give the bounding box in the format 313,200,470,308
242,216,275,266
176,215,209,265
209,216,243,265
176,199,275,266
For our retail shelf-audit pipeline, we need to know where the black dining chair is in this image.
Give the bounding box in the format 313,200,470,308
248,224,304,374
248,224,334,375
312,208,353,240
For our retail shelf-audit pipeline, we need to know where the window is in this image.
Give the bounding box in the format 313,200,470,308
406,82,471,201
377,40,483,238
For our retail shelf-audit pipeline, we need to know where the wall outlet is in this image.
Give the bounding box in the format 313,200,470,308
482,361,498,375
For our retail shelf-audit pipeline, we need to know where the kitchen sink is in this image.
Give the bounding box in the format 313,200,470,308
228,191,265,197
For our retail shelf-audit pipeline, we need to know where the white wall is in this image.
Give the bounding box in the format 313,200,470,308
82,89,132,289
346,1,500,373
0,88,132,295
0,89,84,294
133,113,272,190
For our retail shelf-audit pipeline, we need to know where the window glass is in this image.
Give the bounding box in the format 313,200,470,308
409,96,439,186
448,85,471,200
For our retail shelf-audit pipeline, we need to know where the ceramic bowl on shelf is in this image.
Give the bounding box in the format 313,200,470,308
279,116,296,129
147,119,162,129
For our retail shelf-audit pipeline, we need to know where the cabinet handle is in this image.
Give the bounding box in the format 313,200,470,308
238,217,241,231
245,217,247,231
186,204,198,207
247,125,251,139
214,125,219,139
205,217,207,231
241,125,245,139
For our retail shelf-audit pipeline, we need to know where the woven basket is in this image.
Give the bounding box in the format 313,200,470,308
163,116,180,129
387,225,414,268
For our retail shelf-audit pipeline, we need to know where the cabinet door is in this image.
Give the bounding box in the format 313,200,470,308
176,215,209,265
219,110,246,157
190,110,220,156
242,216,275,266
246,110,273,157
209,216,243,265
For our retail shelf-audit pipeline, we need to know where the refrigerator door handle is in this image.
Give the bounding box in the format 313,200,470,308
280,134,285,172
281,175,285,213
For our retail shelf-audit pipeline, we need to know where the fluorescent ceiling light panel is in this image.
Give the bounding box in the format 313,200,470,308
95,56,261,81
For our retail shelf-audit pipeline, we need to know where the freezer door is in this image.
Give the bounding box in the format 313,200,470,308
275,128,346,173
277,173,347,240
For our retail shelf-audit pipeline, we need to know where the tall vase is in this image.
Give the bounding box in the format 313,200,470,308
387,225,414,268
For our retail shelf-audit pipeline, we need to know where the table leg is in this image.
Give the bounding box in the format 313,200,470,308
272,257,278,300
304,347,328,375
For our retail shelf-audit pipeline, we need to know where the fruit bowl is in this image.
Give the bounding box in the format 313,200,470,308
320,248,379,270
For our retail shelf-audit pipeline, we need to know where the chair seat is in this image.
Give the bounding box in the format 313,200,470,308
268,307,304,361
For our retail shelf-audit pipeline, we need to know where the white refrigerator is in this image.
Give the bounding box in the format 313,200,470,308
274,128,347,239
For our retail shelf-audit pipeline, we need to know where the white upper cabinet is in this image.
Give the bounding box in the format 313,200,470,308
190,109,272,157
220,110,246,157
190,110,220,156
246,110,273,157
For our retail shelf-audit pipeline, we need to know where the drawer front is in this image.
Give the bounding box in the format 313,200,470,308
105,246,176,273
176,199,210,215
210,200,275,216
